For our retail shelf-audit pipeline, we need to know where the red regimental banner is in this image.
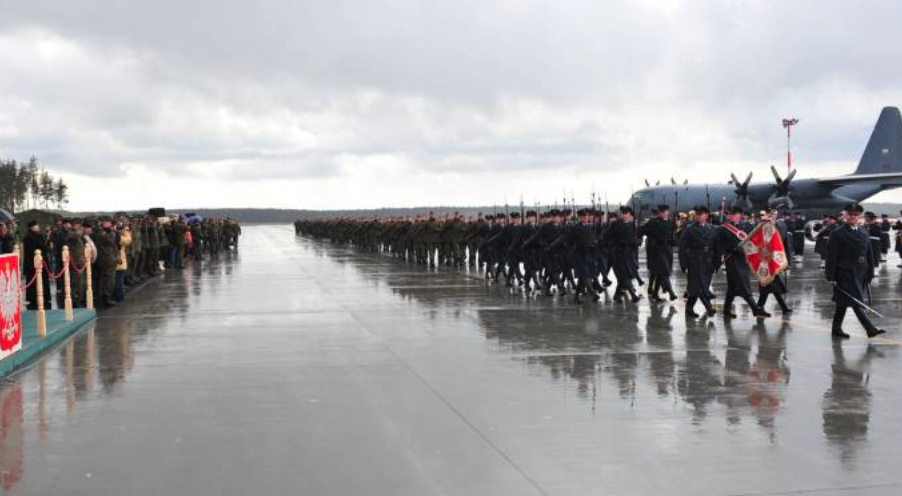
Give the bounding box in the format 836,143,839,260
740,221,789,287
0,255,22,360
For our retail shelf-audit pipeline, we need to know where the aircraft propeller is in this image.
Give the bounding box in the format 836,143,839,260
729,172,753,210
767,165,797,209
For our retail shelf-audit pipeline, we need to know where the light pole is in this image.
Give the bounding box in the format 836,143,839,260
782,118,799,172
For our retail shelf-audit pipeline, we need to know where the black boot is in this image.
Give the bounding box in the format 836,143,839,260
756,295,767,313
775,294,792,314
629,290,641,303
853,306,886,338
702,296,716,316
832,306,851,339
723,298,736,318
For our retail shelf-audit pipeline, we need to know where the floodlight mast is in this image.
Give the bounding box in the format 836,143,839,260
783,118,799,172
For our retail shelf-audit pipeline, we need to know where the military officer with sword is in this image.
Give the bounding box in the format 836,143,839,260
825,203,887,339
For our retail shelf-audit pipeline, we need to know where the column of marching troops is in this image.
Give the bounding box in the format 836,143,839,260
296,203,902,339
0,214,242,310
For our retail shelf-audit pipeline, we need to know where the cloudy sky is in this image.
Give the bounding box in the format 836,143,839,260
2,0,902,211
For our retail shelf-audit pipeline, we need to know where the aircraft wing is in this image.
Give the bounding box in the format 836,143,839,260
818,172,902,186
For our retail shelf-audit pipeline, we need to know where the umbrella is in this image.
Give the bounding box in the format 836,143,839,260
0,208,13,223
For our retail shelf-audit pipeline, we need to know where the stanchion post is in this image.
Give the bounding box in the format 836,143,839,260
63,246,73,321
85,245,94,310
35,249,46,338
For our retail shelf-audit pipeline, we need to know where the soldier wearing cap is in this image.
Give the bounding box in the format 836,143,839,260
91,215,120,308
504,211,525,287
815,214,837,268
520,210,542,293
825,203,886,339
51,218,71,296
539,209,566,296
864,212,883,275
714,206,768,319
757,210,792,314
549,208,599,304
65,219,87,307
879,213,891,261
605,205,641,303
678,206,717,317
638,204,678,302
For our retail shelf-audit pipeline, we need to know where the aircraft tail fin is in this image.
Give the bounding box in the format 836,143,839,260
855,106,902,175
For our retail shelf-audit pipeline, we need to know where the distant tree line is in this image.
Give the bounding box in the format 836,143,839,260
0,156,69,213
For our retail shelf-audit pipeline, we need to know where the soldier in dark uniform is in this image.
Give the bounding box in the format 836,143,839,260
815,215,837,268
482,214,505,280
607,206,641,303
594,212,614,289
791,212,806,261
878,214,891,261
639,204,678,302
539,210,566,296
825,203,886,339
678,206,717,317
520,211,542,293
757,211,792,314
549,209,599,304
51,218,70,296
864,212,883,275
714,207,768,319
504,212,525,287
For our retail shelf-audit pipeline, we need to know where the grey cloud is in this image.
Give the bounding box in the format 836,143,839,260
2,0,902,206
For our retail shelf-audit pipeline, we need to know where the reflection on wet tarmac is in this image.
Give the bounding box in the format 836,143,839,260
0,225,898,495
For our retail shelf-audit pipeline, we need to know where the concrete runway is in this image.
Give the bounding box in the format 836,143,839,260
1,224,901,495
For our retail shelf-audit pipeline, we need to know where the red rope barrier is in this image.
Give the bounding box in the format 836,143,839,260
22,270,39,290
42,261,68,280
71,260,89,274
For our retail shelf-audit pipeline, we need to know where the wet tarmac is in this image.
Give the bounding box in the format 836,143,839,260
1,224,901,495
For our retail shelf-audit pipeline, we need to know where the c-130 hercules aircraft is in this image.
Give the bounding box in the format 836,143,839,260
628,107,902,218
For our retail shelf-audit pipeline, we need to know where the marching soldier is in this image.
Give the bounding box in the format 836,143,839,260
607,206,641,303
678,206,717,317
714,207,768,319
879,214,891,262
815,214,837,268
756,211,792,314
790,212,806,262
638,204,678,302
539,210,566,296
825,203,886,339
864,212,883,275
549,209,599,304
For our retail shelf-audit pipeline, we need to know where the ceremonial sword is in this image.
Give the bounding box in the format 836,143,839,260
830,282,885,318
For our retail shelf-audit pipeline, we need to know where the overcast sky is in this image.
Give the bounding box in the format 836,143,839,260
2,0,902,211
